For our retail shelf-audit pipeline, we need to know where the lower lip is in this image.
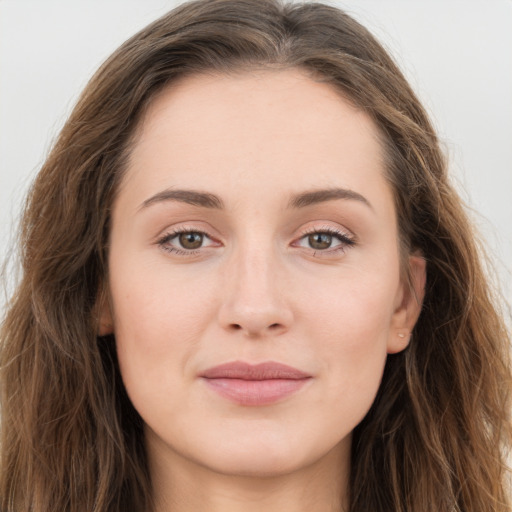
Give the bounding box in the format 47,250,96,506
202,377,311,406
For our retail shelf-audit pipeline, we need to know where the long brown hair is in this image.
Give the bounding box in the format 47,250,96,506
1,1,510,510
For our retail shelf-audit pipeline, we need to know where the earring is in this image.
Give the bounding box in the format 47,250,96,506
398,331,409,339
98,322,113,336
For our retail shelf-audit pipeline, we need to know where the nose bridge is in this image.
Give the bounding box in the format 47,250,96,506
238,237,273,293
218,233,292,336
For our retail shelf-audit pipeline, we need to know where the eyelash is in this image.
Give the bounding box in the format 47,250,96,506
157,228,214,256
297,226,356,255
156,226,356,257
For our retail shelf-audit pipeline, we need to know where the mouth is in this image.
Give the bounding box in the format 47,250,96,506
200,361,312,406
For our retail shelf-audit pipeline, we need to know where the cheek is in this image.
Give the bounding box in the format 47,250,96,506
110,250,219,340
302,269,397,407
108,255,219,400
303,264,397,345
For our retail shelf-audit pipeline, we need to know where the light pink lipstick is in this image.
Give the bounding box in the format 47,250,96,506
200,361,312,406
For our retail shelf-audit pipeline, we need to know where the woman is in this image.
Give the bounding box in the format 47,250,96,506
1,0,510,511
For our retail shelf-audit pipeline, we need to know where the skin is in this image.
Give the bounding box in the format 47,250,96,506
100,68,425,512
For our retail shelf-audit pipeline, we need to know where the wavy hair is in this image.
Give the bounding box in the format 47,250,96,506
1,1,510,510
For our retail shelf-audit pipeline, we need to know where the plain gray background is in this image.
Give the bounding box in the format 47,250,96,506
1,0,511,307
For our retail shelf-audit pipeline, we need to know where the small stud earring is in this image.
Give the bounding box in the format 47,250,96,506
398,332,407,339
98,322,113,336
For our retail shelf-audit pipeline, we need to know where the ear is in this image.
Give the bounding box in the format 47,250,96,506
96,284,114,337
387,253,426,354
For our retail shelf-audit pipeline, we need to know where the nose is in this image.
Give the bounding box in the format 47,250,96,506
217,245,293,337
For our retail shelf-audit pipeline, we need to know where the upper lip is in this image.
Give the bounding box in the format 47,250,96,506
200,361,311,380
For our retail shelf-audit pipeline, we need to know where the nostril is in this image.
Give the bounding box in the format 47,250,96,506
228,322,282,334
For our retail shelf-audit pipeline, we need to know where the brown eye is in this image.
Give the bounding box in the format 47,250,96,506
179,232,203,249
308,233,332,250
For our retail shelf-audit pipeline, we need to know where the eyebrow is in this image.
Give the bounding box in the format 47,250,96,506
288,188,373,210
138,187,372,212
139,189,224,210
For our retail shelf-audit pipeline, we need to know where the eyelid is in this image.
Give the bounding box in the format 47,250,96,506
299,224,354,238
297,223,356,243
154,221,221,243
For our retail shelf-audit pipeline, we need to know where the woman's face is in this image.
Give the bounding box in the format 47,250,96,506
102,68,424,479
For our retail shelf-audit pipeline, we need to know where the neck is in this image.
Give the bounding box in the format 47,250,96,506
148,439,350,512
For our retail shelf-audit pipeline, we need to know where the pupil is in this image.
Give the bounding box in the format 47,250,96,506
309,233,332,250
179,232,203,249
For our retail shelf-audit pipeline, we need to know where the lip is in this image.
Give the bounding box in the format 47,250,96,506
200,361,312,406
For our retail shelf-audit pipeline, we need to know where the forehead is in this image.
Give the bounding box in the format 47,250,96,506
121,68,392,214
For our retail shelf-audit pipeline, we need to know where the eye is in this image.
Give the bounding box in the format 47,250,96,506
294,228,355,253
157,229,217,255
306,232,337,250
177,231,204,250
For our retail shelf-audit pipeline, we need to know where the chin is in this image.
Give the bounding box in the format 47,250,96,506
209,449,304,478
184,427,348,479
